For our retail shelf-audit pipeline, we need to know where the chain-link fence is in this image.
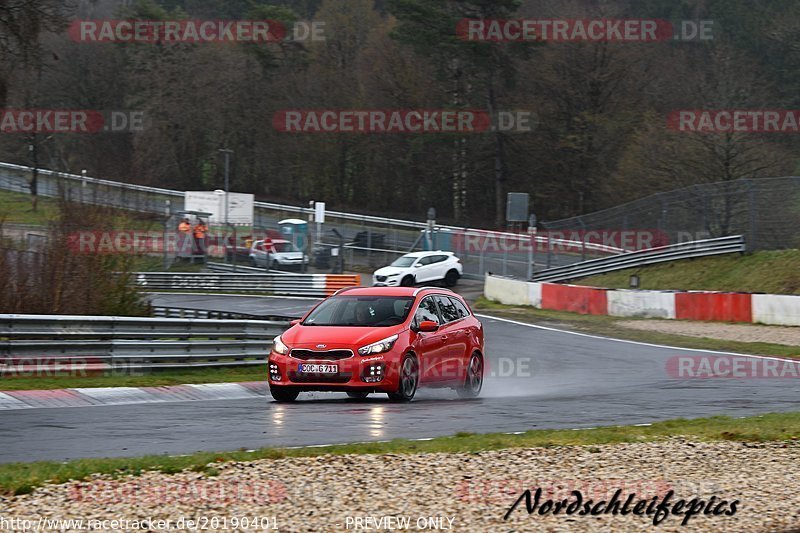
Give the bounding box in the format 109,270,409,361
541,177,800,252
3,163,797,280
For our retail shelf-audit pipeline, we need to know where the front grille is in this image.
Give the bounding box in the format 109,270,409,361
289,372,352,383
290,349,354,361
376,275,387,282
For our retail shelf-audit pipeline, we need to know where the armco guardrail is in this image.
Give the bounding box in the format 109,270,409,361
0,162,624,254
151,306,278,320
0,314,288,370
133,272,360,296
206,261,293,275
531,235,745,283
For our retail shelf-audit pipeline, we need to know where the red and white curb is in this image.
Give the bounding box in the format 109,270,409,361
0,382,268,411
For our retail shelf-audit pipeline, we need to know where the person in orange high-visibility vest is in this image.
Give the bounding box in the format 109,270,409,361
177,218,192,257
193,219,208,257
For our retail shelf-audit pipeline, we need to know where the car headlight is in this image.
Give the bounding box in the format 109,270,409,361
386,273,399,277
358,334,399,356
273,335,289,355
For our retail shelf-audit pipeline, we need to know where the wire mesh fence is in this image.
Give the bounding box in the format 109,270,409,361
2,163,798,281
540,177,800,252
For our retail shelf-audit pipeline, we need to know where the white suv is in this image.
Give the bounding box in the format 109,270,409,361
373,251,462,287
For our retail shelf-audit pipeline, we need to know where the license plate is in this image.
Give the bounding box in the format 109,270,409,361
299,363,338,374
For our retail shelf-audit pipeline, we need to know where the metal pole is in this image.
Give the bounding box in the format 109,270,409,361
163,200,171,270
219,149,233,226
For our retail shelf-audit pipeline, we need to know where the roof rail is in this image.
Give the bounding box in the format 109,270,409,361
412,286,455,296
332,286,364,296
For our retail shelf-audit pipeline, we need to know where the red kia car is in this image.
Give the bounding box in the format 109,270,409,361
267,286,484,402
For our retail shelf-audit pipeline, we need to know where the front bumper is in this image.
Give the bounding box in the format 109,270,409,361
268,350,400,392
372,275,401,286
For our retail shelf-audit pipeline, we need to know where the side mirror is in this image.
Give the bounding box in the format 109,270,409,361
289,319,301,326
417,320,439,332
413,263,422,268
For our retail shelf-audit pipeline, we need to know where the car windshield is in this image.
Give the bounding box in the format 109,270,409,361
302,296,414,327
390,256,416,267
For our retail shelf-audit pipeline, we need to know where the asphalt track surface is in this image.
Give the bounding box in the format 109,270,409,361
1,294,798,463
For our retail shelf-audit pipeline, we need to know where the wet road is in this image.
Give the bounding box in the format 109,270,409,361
1,295,798,463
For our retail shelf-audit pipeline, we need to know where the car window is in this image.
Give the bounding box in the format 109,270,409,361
415,296,440,325
303,296,414,327
431,255,448,264
435,295,460,323
417,256,432,266
449,297,470,318
390,256,416,267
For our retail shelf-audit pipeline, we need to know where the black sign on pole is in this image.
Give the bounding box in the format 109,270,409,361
506,192,530,223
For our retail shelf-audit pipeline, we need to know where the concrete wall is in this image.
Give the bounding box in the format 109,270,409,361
484,274,799,327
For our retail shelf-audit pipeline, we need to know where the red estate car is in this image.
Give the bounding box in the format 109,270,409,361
267,286,484,402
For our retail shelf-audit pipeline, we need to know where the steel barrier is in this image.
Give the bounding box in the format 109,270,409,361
132,272,360,296
531,235,745,283
0,314,289,370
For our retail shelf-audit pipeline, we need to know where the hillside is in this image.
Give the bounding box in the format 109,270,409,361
574,250,800,295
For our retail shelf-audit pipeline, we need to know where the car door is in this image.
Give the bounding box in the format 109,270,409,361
251,240,266,266
429,254,450,281
413,255,435,282
434,295,469,382
412,295,449,383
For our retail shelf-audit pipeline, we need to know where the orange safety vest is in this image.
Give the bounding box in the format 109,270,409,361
193,223,208,239
178,222,191,233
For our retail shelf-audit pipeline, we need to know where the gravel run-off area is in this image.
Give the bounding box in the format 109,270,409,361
617,320,800,347
2,439,799,532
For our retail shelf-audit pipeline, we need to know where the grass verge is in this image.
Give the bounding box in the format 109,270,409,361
1,411,798,496
574,249,800,294
0,367,266,391
473,297,800,358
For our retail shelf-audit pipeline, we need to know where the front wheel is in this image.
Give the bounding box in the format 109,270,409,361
457,353,483,399
400,275,415,287
270,386,299,402
388,354,419,402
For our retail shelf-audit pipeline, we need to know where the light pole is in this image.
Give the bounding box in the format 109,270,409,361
218,149,233,226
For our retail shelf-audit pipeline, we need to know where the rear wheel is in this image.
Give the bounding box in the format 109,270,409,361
444,269,460,287
388,354,419,402
269,386,299,402
346,391,370,400
457,353,483,399
400,275,415,287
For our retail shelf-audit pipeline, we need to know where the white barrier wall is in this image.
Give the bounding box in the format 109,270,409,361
484,274,800,327
607,290,677,319
528,282,543,308
752,294,800,326
484,275,531,306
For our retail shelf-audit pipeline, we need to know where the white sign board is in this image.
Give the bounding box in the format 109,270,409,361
185,191,254,225
315,201,325,223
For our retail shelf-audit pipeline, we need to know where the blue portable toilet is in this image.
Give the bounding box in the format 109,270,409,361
278,218,308,251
